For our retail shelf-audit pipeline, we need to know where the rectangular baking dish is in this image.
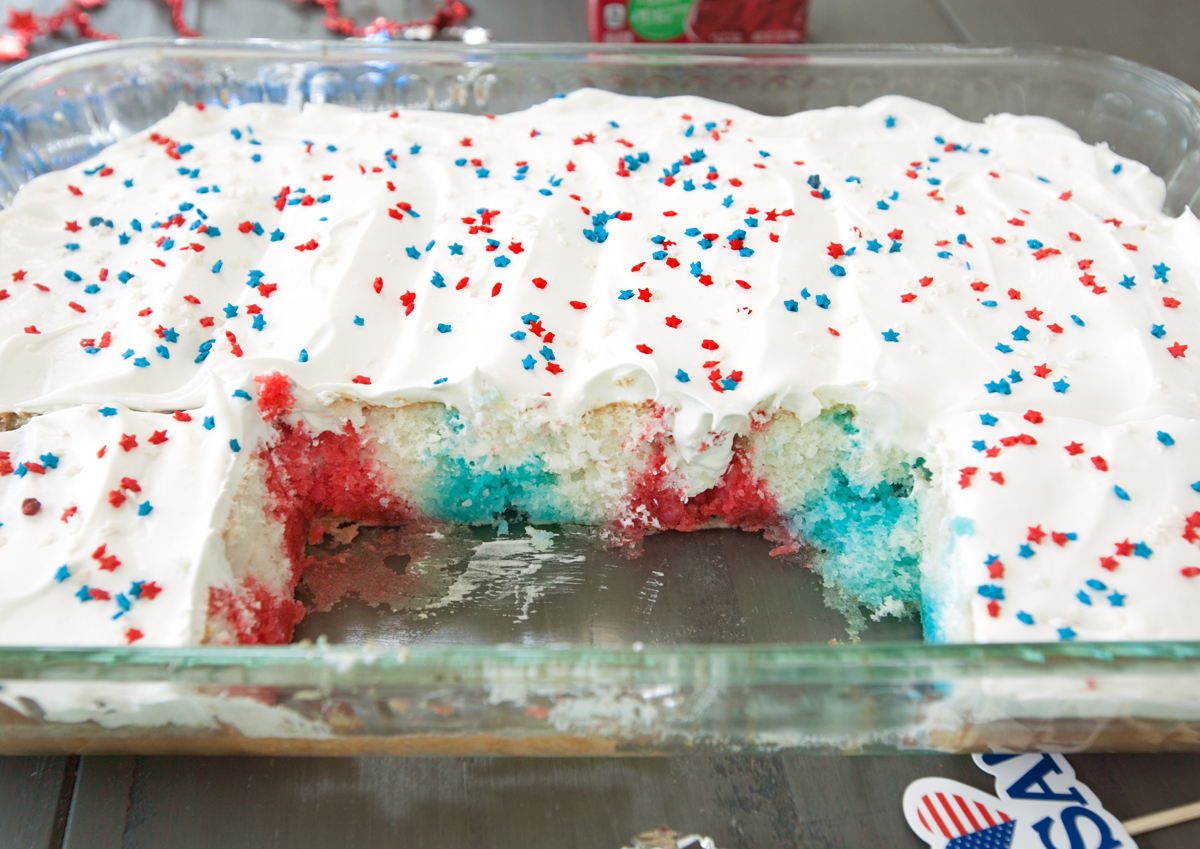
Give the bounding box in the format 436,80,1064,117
2,38,1200,755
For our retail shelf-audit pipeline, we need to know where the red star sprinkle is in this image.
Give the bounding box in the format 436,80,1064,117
546,363,563,375
665,315,682,328
1115,539,1135,556
569,301,587,310
636,344,653,354
119,434,138,452
1007,289,1021,300
1091,456,1109,471
919,276,934,287
701,339,719,351
1047,323,1064,334
1169,342,1189,358
1024,410,1044,424
900,293,917,303
827,242,844,259
125,629,144,644
1026,308,1043,321
637,288,652,302
1065,442,1084,455
1100,557,1119,572
1164,297,1181,309
1027,525,1047,544
989,472,1005,485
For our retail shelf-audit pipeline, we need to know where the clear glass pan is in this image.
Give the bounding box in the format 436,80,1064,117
2,38,1200,755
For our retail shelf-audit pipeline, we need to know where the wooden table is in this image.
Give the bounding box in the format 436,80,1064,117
4,0,1200,846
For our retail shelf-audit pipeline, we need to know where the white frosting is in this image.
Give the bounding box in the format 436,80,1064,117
0,90,1199,645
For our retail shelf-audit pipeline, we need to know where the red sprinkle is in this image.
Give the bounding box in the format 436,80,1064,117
351,375,372,385
636,344,653,354
532,277,548,289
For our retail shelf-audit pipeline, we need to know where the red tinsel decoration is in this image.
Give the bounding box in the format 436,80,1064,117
0,0,472,62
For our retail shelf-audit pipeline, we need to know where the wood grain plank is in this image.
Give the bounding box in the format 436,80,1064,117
61,757,135,849
0,756,74,849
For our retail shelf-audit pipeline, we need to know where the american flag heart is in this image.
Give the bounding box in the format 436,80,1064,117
904,779,1016,849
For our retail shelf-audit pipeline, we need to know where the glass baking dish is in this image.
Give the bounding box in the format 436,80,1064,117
2,38,1200,755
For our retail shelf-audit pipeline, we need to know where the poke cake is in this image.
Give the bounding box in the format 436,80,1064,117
0,88,1198,648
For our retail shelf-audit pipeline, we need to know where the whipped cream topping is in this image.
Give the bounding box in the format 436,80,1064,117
1,89,1199,643
0,378,268,645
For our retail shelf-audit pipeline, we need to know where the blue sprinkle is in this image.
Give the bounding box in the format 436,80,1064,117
410,144,421,154
433,377,448,385
223,304,238,318
1008,369,1023,383
64,242,79,251
1076,590,1092,606
522,354,536,370
39,452,58,469
977,585,1004,600
270,229,284,241
1119,275,1136,289
426,239,435,251
866,239,882,252
972,440,987,452
889,240,902,253
64,270,81,282
675,369,690,383
430,271,445,289
722,195,733,208
1011,326,1030,341
437,323,451,333
76,586,91,603
203,417,215,430
744,217,758,228
130,219,142,232
539,345,555,362
1070,315,1085,327
510,331,527,341
522,313,540,325
985,380,1011,395
815,294,831,309
84,284,99,294
211,260,224,275
881,328,900,342
739,248,754,257
981,300,997,307
683,180,694,191
618,290,634,301
136,501,153,516
652,251,667,261
232,389,252,400
1053,378,1070,393
936,251,952,259
1087,579,1108,591
476,168,489,178
353,315,364,326
155,345,169,359
119,233,130,245
1154,262,1171,282
252,223,263,236
1018,543,1034,558
800,288,810,300
252,314,266,331
229,440,240,453
1114,485,1130,501
299,349,308,363
1133,541,1153,558
132,357,149,368
1058,627,1076,641
1151,324,1167,339
494,256,511,268
122,349,134,360
719,377,738,391
885,115,896,128
406,246,421,259
539,189,552,196
927,177,941,186
995,344,1013,354
1108,591,1126,606
690,261,702,278
876,201,890,210
1158,431,1175,446
205,226,221,237
829,265,845,277
55,565,70,583
1112,163,1123,174
783,299,798,312
1017,611,1034,625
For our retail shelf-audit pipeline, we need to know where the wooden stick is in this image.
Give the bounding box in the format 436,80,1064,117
1123,800,1200,836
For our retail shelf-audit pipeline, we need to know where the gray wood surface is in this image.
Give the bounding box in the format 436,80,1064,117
4,1,1200,847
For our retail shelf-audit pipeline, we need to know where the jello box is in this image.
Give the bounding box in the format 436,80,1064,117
587,0,809,44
